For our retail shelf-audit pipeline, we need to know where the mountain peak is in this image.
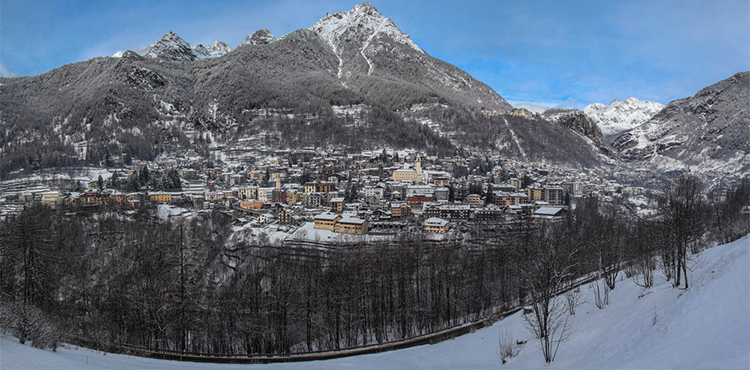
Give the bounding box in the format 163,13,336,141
145,31,196,62
194,40,232,58
583,97,664,136
309,3,422,54
240,29,276,46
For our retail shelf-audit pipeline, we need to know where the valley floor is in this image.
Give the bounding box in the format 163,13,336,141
2,236,749,370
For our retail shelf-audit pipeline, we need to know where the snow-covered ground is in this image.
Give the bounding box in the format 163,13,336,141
2,235,749,369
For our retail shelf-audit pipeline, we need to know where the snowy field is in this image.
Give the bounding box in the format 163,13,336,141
2,235,749,370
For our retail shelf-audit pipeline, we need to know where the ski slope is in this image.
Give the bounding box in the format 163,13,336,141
2,235,749,369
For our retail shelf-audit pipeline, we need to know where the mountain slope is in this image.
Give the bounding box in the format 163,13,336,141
3,235,748,369
541,109,612,156
612,72,750,175
305,3,511,111
0,3,602,177
583,97,664,137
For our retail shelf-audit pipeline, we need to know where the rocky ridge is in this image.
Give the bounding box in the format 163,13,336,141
611,72,750,175
583,97,664,137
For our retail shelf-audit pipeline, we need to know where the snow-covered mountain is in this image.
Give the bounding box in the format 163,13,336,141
0,2,608,174
240,29,276,46
144,31,198,61
304,2,512,111
612,72,750,175
193,41,232,59
583,97,664,137
139,31,232,61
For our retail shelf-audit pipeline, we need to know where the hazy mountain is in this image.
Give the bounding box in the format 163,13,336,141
583,97,664,138
612,72,750,175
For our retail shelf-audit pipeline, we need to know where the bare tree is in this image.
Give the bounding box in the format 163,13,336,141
516,224,578,363
661,174,704,289
564,287,585,315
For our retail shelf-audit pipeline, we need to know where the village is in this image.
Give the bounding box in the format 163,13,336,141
0,149,661,244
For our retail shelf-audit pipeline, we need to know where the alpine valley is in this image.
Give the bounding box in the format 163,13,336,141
1,3,749,368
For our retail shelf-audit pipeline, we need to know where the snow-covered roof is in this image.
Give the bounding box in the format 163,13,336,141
423,217,449,227
314,213,341,221
534,207,566,216
338,217,367,225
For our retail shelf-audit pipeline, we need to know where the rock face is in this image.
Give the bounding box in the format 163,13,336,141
144,32,232,61
144,31,198,62
193,41,232,59
542,109,612,155
612,72,750,175
240,29,276,46
583,97,664,138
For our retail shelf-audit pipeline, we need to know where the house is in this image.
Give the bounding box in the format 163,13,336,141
423,217,450,233
278,209,297,225
439,204,471,221
237,187,259,200
474,207,505,222
465,194,483,206
391,202,411,218
314,213,342,231
362,185,384,198
330,197,346,213
257,213,274,225
407,194,431,206
304,181,335,194
532,207,568,222
432,177,451,186
494,191,528,206
40,191,64,209
238,201,264,210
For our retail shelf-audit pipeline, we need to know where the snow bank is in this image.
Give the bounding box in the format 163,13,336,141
2,235,748,369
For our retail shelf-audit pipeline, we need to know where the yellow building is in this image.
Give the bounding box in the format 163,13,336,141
237,187,259,200
524,186,543,202
392,169,423,182
423,217,450,233
334,217,369,234
286,191,300,204
149,192,172,203
41,191,63,209
314,213,342,231
304,181,335,194
465,194,483,206
391,202,410,218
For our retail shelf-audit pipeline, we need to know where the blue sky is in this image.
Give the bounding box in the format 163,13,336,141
1,0,748,108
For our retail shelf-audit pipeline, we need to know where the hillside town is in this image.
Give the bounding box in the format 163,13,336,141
0,149,667,244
